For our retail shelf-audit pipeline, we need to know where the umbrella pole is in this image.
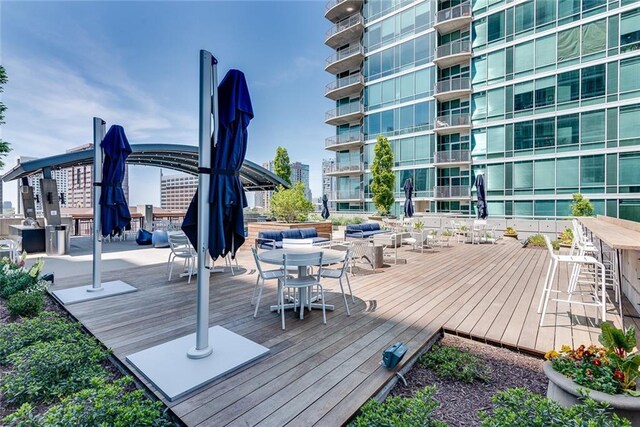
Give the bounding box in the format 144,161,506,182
187,50,217,359
89,117,106,292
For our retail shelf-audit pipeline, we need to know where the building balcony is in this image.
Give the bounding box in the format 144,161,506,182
325,14,364,49
434,114,471,135
433,40,471,68
433,77,471,102
325,73,364,100
434,185,471,199
328,189,364,201
325,44,364,74
325,103,364,126
325,133,365,151
433,150,471,166
324,162,364,176
325,0,363,23
434,2,472,34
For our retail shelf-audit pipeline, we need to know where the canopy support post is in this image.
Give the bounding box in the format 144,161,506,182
89,117,106,292
187,49,218,359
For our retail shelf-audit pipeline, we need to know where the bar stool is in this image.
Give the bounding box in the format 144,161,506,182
537,235,606,327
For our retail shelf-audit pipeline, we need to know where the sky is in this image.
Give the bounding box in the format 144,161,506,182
0,0,334,208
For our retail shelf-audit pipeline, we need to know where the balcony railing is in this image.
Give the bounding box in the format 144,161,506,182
327,162,364,174
435,40,471,59
435,77,471,94
325,44,364,67
434,150,471,164
325,73,364,94
329,189,364,200
325,133,364,148
435,185,471,198
435,114,471,129
326,0,347,10
325,103,364,121
436,1,471,24
326,14,363,38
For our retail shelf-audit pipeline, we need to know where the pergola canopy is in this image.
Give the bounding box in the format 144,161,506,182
1,143,287,191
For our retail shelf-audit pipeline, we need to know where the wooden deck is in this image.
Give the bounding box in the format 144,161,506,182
54,238,627,426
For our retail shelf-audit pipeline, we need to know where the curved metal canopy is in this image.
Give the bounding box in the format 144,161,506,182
1,143,287,191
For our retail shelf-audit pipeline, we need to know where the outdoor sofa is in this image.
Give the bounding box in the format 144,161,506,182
344,223,388,239
255,227,331,249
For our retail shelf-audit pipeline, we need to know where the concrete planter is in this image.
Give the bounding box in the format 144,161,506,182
544,362,640,426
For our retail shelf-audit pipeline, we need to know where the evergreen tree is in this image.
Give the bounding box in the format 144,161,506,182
370,135,395,215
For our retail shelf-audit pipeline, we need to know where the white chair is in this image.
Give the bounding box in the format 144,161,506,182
167,232,197,284
482,224,500,244
408,228,430,253
537,235,606,327
279,252,325,330
320,249,354,316
471,220,487,244
0,239,20,262
251,247,287,318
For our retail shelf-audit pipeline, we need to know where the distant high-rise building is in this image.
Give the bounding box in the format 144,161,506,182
160,171,197,211
255,161,275,211
321,158,336,208
290,161,312,201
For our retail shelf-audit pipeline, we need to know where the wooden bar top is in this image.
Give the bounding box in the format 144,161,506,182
580,216,640,251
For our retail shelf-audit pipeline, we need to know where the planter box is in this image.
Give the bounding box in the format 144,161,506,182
247,221,333,247
544,362,640,426
503,233,518,239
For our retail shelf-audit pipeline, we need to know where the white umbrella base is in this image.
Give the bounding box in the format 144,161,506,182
51,280,137,305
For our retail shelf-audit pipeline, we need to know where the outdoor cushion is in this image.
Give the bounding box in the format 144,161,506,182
259,241,283,250
280,229,303,239
311,237,330,244
258,230,282,242
298,228,318,239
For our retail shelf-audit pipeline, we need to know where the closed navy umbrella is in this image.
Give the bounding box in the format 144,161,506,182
474,174,488,219
182,69,253,259
321,194,330,220
99,125,132,237
403,178,414,218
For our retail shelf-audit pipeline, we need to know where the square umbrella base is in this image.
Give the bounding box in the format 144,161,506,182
126,325,269,402
51,280,137,305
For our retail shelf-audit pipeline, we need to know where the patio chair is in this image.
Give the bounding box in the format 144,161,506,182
408,228,430,253
0,239,20,262
537,235,606,327
320,249,354,316
279,252,325,330
251,247,288,318
167,232,197,284
349,239,375,272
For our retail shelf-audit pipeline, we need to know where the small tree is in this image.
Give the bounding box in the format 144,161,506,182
273,146,291,186
270,181,314,223
370,135,395,215
570,193,594,217
0,65,12,169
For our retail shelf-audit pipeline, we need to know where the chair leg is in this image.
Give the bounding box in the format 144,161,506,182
280,287,286,330
338,277,350,316
537,260,554,313
320,286,326,325
187,258,193,284
168,259,175,281
540,260,558,326
345,273,355,303
251,275,260,306
254,278,264,318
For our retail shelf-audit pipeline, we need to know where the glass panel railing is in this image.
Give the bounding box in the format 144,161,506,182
435,2,471,24
325,73,364,93
434,150,471,163
327,162,364,173
329,189,364,200
435,77,471,94
435,40,471,59
435,114,471,128
325,103,364,121
435,185,471,198
325,133,364,148
325,44,364,67
326,14,364,39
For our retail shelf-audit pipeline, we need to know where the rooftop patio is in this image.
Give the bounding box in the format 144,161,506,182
50,237,629,426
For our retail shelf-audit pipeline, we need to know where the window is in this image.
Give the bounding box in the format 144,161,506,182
557,70,579,103
581,19,606,56
581,64,605,99
514,41,534,75
535,0,556,27
487,164,505,190
487,87,505,118
514,1,534,34
557,157,579,189
580,155,605,186
472,55,487,84
558,0,580,22
581,110,605,145
487,11,504,42
619,152,640,186
535,118,555,149
487,50,505,82
620,9,640,51
556,114,579,148
473,18,487,47
487,126,505,153
557,27,580,61
535,77,555,108
620,105,640,143
472,129,487,155
535,34,556,69
514,121,533,150
534,159,555,189
620,57,640,96
472,92,487,120
514,82,533,111
514,161,533,189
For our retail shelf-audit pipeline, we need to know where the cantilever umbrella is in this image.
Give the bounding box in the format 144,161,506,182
99,125,132,236
474,174,488,219
182,69,253,259
321,194,330,220
403,178,414,218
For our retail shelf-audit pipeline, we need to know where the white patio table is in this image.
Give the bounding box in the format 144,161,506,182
259,247,345,317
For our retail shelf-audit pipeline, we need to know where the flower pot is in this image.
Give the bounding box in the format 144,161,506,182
544,362,640,426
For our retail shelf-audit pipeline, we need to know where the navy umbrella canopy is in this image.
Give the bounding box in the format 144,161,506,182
474,174,488,219
182,69,254,259
321,194,330,220
403,178,414,218
99,125,132,237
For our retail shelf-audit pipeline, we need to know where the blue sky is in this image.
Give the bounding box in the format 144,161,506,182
0,0,333,207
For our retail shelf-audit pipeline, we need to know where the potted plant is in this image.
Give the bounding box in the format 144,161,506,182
504,226,518,238
559,227,574,247
544,323,640,424
413,221,425,231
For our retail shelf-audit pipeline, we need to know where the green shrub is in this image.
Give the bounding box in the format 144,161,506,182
571,193,595,217
2,335,110,404
505,226,516,235
350,386,446,427
480,388,630,426
7,290,45,317
419,344,491,383
559,227,574,245
0,312,84,364
0,259,46,299
4,377,173,427
527,234,560,250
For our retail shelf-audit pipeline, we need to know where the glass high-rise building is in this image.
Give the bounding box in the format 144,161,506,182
324,0,640,221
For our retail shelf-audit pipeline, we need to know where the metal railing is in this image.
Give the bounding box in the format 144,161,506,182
435,1,471,24
325,133,364,148
327,162,364,174
434,150,471,164
434,185,471,198
435,77,471,94
435,114,471,128
325,73,364,94
326,0,348,11
325,44,364,67
326,14,364,38
325,102,364,121
435,39,471,59
329,189,364,200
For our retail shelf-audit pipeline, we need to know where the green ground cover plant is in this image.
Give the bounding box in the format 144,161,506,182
7,290,45,317
3,377,172,427
418,345,491,383
350,386,445,427
0,257,46,299
479,388,630,426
